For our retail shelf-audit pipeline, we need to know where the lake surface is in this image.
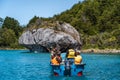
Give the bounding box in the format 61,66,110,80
0,50,120,80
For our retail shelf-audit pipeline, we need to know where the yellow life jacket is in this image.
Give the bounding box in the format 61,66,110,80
67,49,75,58
51,57,59,65
74,55,82,64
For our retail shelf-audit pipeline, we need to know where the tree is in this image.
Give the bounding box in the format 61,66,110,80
27,16,39,27
1,28,16,46
2,16,22,36
0,28,4,45
0,17,4,27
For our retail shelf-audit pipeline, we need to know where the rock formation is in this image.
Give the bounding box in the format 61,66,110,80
19,21,82,52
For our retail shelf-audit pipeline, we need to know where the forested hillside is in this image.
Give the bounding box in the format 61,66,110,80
52,0,120,49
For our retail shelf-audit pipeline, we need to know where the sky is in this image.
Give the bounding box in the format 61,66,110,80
0,0,83,25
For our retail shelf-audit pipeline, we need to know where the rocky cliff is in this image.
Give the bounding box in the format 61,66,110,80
19,21,82,52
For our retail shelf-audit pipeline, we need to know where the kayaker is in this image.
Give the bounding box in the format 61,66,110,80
74,50,82,64
66,49,76,59
51,54,62,65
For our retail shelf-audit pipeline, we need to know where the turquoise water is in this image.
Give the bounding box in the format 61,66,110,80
0,50,120,80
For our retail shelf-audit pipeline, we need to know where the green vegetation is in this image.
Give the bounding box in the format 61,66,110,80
0,17,24,49
52,0,120,49
0,0,120,49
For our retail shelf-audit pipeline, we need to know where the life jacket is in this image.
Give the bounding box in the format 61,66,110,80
67,49,75,58
56,56,62,63
74,55,82,64
51,57,59,65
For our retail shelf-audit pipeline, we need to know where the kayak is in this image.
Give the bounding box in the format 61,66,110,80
51,53,85,76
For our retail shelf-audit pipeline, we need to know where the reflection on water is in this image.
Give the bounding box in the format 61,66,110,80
0,50,120,80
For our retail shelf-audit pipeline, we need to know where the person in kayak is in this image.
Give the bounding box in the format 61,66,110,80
66,49,76,59
51,53,62,65
74,50,82,64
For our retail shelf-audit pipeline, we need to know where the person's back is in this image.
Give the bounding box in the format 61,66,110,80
66,49,76,59
51,54,62,65
74,50,82,64
51,56,60,65
56,54,62,64
74,55,82,64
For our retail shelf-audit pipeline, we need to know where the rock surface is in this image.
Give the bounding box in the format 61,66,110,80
19,22,82,52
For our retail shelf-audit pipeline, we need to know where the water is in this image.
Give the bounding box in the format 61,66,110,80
0,50,120,80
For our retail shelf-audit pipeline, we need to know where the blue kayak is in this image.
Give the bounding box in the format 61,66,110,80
51,57,85,76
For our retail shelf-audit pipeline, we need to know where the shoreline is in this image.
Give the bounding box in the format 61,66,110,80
81,49,120,54
0,48,120,54
0,48,26,50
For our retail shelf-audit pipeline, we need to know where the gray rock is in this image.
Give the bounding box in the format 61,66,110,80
19,22,82,52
